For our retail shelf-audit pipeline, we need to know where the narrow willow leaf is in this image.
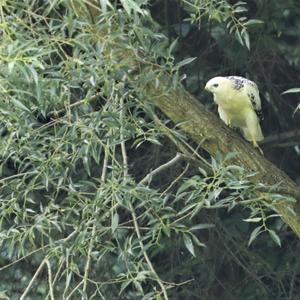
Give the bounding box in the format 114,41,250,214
242,30,250,50
244,19,264,26
281,88,300,95
176,57,196,68
0,290,10,300
120,0,144,15
28,65,39,85
234,6,248,13
183,234,196,257
119,280,131,295
191,223,215,230
168,38,178,56
243,217,262,223
248,226,263,246
111,213,119,233
268,230,281,247
11,99,31,113
235,30,244,46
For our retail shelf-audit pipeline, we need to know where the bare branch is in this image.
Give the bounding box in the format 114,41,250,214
262,129,300,145
20,258,47,300
45,258,55,300
130,202,169,300
65,281,84,300
120,96,128,178
139,153,183,185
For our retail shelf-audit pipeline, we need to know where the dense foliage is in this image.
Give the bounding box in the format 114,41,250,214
0,1,299,299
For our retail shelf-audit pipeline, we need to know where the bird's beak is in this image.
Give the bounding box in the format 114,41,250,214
204,84,209,91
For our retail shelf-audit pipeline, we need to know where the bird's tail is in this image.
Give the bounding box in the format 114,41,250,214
242,123,264,142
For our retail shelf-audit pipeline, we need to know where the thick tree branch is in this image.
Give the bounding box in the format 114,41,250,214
135,73,300,238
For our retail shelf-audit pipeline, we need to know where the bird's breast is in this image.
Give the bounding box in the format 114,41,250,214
215,93,249,113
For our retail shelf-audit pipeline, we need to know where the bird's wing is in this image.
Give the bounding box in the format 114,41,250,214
226,76,262,115
217,106,230,125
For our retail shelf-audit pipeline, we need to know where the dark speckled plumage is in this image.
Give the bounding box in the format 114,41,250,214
226,76,256,90
226,76,263,118
248,92,263,119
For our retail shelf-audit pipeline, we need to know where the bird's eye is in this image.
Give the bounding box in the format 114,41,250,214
213,83,219,88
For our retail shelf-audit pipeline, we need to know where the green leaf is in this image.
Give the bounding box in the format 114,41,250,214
111,213,119,233
82,156,91,176
0,290,9,300
168,38,178,56
119,280,131,295
183,234,196,257
281,88,300,95
248,226,263,246
234,1,247,6
244,19,264,26
11,99,31,113
191,233,206,248
100,0,113,13
242,30,250,50
268,230,281,247
176,57,197,68
191,223,215,230
120,0,144,15
235,30,244,46
162,225,171,237
234,6,248,13
28,64,39,85
8,61,15,73
243,217,262,223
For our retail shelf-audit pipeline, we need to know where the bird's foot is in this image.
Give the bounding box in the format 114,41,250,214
257,146,264,155
252,140,264,155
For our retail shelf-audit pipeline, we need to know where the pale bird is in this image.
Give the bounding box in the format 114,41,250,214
205,76,264,152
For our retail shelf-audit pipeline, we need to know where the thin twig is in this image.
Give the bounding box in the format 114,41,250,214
120,96,128,178
82,222,97,297
65,281,84,300
139,153,183,185
0,230,76,272
101,141,110,182
45,258,65,300
0,247,44,272
82,126,113,296
161,163,190,196
48,92,102,118
45,258,55,300
265,142,300,148
130,203,169,300
163,278,194,287
20,258,47,300
261,129,300,145
0,170,38,184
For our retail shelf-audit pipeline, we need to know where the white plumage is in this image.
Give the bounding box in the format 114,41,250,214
205,76,264,150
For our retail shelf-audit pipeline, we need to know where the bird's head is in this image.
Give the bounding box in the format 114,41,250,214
204,76,230,96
